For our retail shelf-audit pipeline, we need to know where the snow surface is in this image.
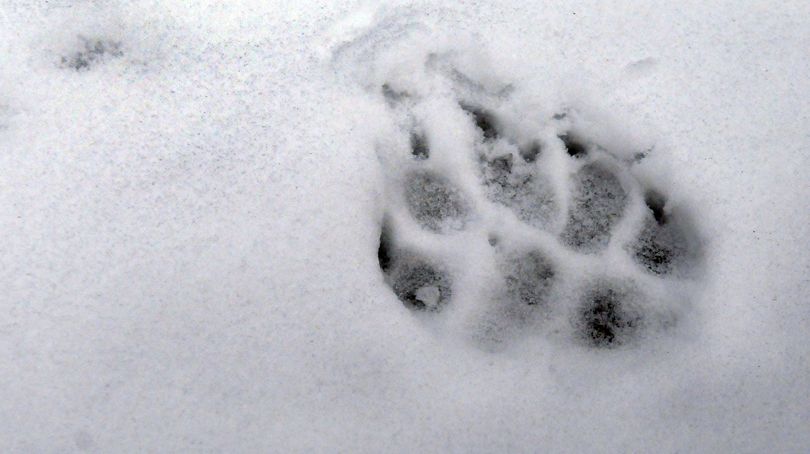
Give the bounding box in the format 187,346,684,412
1,1,809,452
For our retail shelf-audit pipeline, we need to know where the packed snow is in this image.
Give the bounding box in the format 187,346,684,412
1,1,808,452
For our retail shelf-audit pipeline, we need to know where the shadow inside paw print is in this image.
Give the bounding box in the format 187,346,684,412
405,170,470,232
391,258,452,311
481,152,557,230
559,133,588,158
464,106,559,230
470,248,557,350
561,163,628,252
410,132,430,160
631,192,694,275
519,142,542,163
502,249,556,308
378,221,452,311
575,283,643,348
461,103,499,141
61,36,122,71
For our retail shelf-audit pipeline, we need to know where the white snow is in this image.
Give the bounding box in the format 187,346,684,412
1,1,809,452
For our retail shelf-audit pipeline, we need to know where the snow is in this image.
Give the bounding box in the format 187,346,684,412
1,1,809,452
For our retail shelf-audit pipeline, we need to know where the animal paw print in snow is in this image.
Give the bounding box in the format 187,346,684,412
376,72,701,350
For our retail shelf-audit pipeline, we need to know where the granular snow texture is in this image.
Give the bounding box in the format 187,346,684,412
1,1,809,452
